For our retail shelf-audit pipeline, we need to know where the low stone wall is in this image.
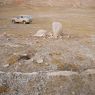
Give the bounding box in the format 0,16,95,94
0,69,95,95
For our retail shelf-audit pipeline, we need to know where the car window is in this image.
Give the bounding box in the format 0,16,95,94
21,16,23,18
15,15,32,19
16,16,20,19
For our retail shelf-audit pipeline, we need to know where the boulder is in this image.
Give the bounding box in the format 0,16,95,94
33,29,47,37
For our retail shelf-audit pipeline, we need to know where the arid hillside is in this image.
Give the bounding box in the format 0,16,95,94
0,0,95,8
0,0,95,95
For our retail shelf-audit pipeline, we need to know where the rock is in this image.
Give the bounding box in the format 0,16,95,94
33,29,47,37
47,71,78,77
48,32,53,38
30,58,34,62
3,64,9,68
36,58,44,64
45,63,49,66
52,22,63,38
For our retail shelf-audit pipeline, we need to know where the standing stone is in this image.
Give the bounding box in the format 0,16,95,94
52,22,63,38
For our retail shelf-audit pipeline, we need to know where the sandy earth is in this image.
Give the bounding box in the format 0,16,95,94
0,5,95,95
0,6,95,36
0,6,95,73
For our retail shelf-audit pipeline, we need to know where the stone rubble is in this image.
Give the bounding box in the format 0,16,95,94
0,69,95,95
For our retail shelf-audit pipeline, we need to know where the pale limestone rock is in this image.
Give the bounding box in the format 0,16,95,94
52,22,63,38
3,64,9,68
47,71,78,77
34,29,47,37
36,58,44,64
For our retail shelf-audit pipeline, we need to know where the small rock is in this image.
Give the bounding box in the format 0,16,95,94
36,58,44,64
48,32,53,38
30,58,34,62
45,63,49,66
18,62,21,65
72,91,76,95
34,29,47,37
3,64,9,68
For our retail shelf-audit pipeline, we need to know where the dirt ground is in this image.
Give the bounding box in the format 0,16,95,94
0,6,95,73
0,6,95,37
0,5,95,95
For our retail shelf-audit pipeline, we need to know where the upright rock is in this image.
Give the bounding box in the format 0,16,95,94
52,22,63,38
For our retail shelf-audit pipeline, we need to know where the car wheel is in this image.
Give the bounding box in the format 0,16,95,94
23,21,26,24
27,22,30,24
12,20,16,24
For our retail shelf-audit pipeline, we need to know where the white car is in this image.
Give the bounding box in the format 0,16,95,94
12,15,32,24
